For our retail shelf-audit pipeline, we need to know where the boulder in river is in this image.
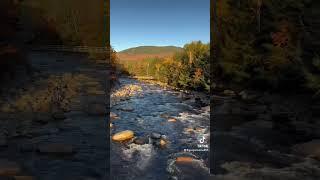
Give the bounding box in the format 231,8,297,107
112,130,134,142
133,137,149,145
151,133,161,139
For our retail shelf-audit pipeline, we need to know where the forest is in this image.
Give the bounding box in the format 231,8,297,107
212,0,320,94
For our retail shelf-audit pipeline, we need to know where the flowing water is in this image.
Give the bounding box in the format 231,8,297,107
110,77,211,180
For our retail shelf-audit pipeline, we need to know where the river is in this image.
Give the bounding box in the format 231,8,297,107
110,77,211,180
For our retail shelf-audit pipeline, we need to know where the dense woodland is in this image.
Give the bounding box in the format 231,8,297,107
115,42,210,92
213,0,320,94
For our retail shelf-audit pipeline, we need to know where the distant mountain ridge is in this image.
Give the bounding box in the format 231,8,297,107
117,46,183,61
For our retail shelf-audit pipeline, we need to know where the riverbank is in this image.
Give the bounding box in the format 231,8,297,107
0,51,109,180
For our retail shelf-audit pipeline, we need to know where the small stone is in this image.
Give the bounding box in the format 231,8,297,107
133,137,148,145
37,143,75,155
160,113,170,119
151,133,161,139
168,118,176,122
110,112,118,120
110,123,113,128
112,130,134,142
0,160,21,176
160,139,167,147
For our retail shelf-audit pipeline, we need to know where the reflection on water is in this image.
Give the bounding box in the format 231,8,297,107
110,78,210,180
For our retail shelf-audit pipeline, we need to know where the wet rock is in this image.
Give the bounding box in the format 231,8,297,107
117,107,134,112
37,143,75,155
167,153,210,179
150,133,161,139
223,90,236,96
160,113,170,119
0,160,21,176
110,112,118,120
195,97,205,107
292,139,320,160
175,157,194,164
133,137,149,145
112,130,134,142
168,118,176,122
160,139,167,147
86,103,107,116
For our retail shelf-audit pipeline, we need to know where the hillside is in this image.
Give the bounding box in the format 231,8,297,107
117,46,183,61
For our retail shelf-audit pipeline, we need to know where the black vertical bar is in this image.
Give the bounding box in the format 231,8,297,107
104,0,110,179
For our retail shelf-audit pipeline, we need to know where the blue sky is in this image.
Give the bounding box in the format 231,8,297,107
110,0,210,51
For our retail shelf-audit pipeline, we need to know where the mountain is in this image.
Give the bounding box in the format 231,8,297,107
117,46,183,61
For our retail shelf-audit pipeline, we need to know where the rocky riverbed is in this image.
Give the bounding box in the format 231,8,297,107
0,52,109,180
110,77,211,180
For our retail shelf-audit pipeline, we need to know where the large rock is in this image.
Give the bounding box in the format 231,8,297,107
37,143,75,155
0,160,21,176
112,130,134,142
292,140,320,160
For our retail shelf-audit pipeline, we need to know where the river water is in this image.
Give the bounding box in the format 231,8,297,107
110,77,211,180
